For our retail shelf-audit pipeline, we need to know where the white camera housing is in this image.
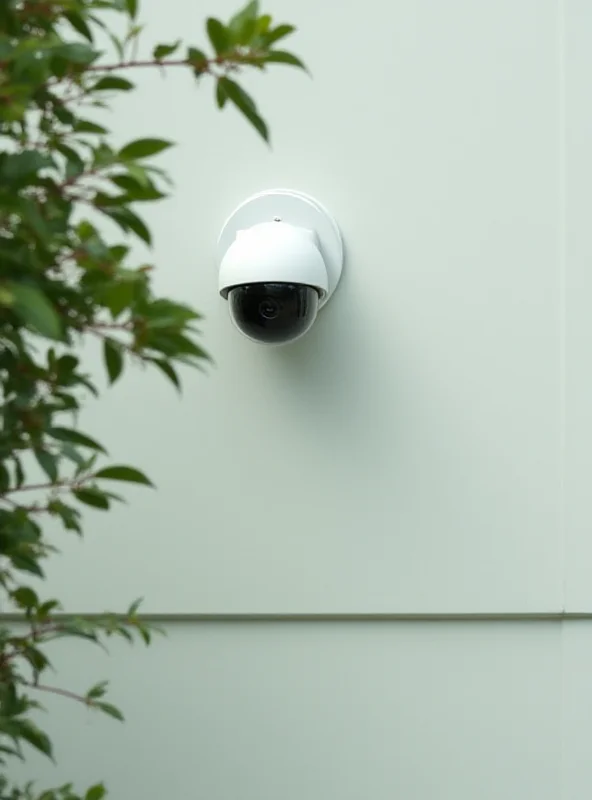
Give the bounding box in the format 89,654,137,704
217,189,343,344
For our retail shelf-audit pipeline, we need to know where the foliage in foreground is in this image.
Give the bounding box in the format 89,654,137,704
0,0,305,796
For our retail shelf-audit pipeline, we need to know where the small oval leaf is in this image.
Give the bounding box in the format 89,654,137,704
265,50,307,70
93,76,135,91
95,701,124,721
34,448,58,483
153,40,180,59
119,138,173,160
94,466,153,487
206,18,230,54
73,488,110,510
7,283,62,340
103,339,123,384
49,427,107,454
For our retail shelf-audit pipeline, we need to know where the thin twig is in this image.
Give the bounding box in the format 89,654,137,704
24,681,90,706
86,51,262,75
1,480,69,496
87,56,207,73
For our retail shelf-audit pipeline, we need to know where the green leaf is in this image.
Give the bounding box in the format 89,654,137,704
58,617,100,644
187,46,208,76
16,720,53,760
12,516,42,544
73,488,110,510
56,142,86,181
228,0,259,44
137,624,153,645
150,357,181,389
9,553,44,578
48,500,82,534
93,75,135,92
53,392,80,412
144,297,202,323
6,282,62,340
15,196,51,239
127,597,143,615
54,103,76,125
0,37,14,60
34,448,58,483
95,701,124,721
216,80,228,109
0,463,9,493
229,0,259,25
101,280,136,318
13,456,24,489
255,13,272,35
263,23,296,46
119,138,174,160
153,41,180,59
75,453,99,479
11,586,39,611
49,428,107,454
156,334,208,363
75,119,108,135
38,599,62,618
21,644,50,674
59,443,87,468
102,206,152,245
53,42,99,64
77,219,98,240
64,11,94,41
103,339,124,384
216,77,269,141
105,30,125,59
125,0,138,19
111,174,166,201
206,18,231,54
128,162,156,186
265,50,307,70
146,329,208,360
87,680,109,700
94,465,153,486
0,743,23,762
85,785,107,800
0,150,54,182
111,624,133,642
125,23,144,45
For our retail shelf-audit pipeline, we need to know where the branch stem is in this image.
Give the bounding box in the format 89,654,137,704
24,681,90,706
87,51,261,75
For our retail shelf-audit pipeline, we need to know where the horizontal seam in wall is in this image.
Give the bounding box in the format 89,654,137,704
3,611,592,623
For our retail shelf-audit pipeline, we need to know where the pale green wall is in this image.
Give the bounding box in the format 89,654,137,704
13,0,592,796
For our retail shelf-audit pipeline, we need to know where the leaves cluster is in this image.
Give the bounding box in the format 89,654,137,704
0,0,305,796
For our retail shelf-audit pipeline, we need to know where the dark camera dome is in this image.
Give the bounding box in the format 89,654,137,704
227,282,320,344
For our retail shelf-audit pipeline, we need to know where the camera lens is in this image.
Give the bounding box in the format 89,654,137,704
259,298,281,320
227,282,320,344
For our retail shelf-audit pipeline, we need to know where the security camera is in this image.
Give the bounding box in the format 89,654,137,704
217,189,344,345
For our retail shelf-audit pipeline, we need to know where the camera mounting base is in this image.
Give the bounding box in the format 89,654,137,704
217,189,344,308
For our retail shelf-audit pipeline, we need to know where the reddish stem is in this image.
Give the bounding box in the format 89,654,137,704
86,51,261,74
25,681,91,706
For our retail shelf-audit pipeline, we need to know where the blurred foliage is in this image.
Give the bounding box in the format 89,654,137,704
0,0,305,796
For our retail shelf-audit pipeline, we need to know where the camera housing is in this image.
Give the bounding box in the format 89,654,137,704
217,190,343,345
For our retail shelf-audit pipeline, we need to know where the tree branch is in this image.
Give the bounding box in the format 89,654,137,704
1,479,70,496
86,51,263,75
2,623,65,666
0,476,89,502
23,680,91,706
88,57,198,73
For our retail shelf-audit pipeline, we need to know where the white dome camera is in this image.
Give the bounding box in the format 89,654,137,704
217,189,344,345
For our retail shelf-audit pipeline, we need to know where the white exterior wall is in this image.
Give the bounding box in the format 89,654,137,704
13,0,592,797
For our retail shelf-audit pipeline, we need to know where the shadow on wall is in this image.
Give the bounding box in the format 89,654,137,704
263,281,406,478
